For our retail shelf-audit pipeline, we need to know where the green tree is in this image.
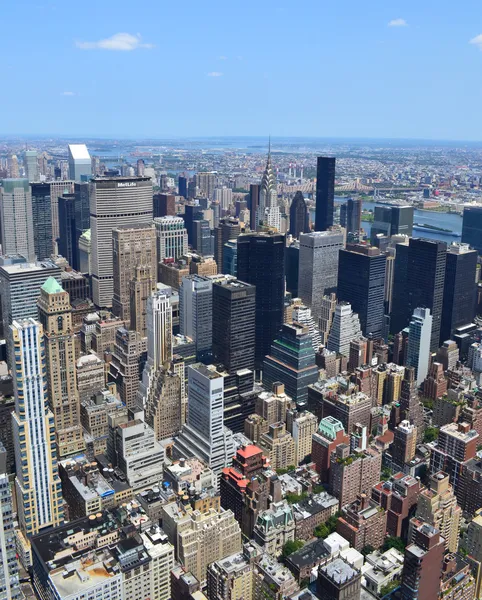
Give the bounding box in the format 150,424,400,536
281,540,304,558
383,536,405,554
314,523,330,539
423,427,438,443
361,545,375,556
380,579,400,597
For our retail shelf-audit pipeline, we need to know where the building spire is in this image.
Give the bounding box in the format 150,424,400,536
268,134,271,155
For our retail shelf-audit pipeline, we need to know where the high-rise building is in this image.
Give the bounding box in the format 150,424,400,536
315,157,335,232
391,420,417,471
90,177,153,307
339,198,362,234
285,241,299,298
223,240,237,276
24,149,39,182
0,258,61,334
327,302,363,358
49,180,74,243
440,243,478,343
464,509,482,599
153,193,176,217
57,193,76,265
212,278,256,374
193,219,212,255
155,216,188,263
337,244,386,337
7,155,18,178
175,364,235,480
400,523,444,600
109,326,145,409
178,175,188,198
0,179,35,260
249,183,260,231
214,218,240,273
180,275,213,362
37,278,84,458
391,238,447,351
298,230,344,322
462,206,482,255
111,224,157,322
257,149,279,229
30,182,53,259
237,232,285,369
214,186,233,210
406,307,433,385
10,319,64,564
312,417,350,483
371,205,414,242
195,172,216,199
68,143,91,182
423,361,447,401
289,191,310,238
0,443,21,599
399,367,425,444
263,323,319,407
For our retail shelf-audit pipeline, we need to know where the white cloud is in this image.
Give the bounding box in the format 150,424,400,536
388,18,407,27
76,33,154,51
61,91,75,96
470,34,482,50
208,71,223,77
219,55,228,60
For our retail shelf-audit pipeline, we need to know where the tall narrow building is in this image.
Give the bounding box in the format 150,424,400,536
38,277,84,457
111,223,157,322
0,179,35,261
180,275,213,362
399,367,425,443
289,191,310,238
90,176,153,307
257,146,280,230
0,443,21,600
249,183,260,231
340,197,362,233
68,143,91,182
24,150,39,182
237,232,285,370
315,157,335,232
327,302,363,358
406,307,433,385
30,182,53,259
155,216,188,262
10,319,64,565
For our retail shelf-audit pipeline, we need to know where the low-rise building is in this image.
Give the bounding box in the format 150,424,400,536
292,492,339,540
253,501,295,557
362,547,404,598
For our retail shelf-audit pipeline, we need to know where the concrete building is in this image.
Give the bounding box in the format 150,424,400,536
30,182,53,259
0,443,21,600
316,557,361,600
0,179,35,260
155,216,188,262
298,230,344,322
336,493,386,552
391,420,417,472
259,422,295,470
291,410,318,465
253,501,295,557
326,302,363,358
406,307,433,385
207,552,254,600
180,275,213,361
109,327,144,409
312,417,350,483
68,143,91,182
90,177,153,307
80,390,126,458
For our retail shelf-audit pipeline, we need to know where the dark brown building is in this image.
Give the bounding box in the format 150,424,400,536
336,493,386,552
154,193,176,217
311,416,350,483
372,473,420,539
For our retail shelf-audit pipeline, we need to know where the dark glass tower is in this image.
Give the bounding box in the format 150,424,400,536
340,198,362,233
371,205,414,243
263,323,319,407
390,238,447,351
440,243,478,343
315,157,335,232
289,191,310,238
73,182,90,270
214,218,240,271
285,241,300,298
462,206,482,254
337,244,386,337
237,232,285,370
249,184,259,231
30,183,53,260
193,219,212,255
183,203,203,245
58,194,76,267
178,175,188,199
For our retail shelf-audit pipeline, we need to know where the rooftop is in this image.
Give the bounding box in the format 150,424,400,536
320,557,359,585
41,276,64,294
68,143,90,160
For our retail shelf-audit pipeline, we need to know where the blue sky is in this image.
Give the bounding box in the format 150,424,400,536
2,0,482,140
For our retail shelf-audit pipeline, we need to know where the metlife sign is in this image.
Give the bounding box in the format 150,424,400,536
117,182,137,188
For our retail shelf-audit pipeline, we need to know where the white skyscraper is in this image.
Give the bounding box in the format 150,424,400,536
213,186,233,210
327,302,363,357
24,150,39,182
179,275,213,361
68,143,92,182
10,318,64,566
0,179,35,261
154,216,188,262
175,364,235,482
407,307,433,385
292,304,322,351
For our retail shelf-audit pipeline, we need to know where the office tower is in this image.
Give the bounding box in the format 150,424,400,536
0,443,21,600
49,179,74,243
155,216,188,263
134,158,145,177
315,157,335,232
327,302,363,357
0,179,35,260
195,171,216,198
406,307,433,385
10,319,64,563
289,191,310,238
298,230,344,322
440,243,477,343
398,367,424,443
90,176,153,307
190,254,217,277
257,148,280,229
317,557,361,600
57,192,76,265
178,175,188,198
214,218,240,272
400,523,444,600
0,258,61,334
7,155,18,178
109,327,145,409
391,420,417,471
68,143,91,182
73,182,90,267
337,244,386,337
30,182,53,259
285,240,299,297
249,183,260,230
183,202,203,244
414,471,461,553
180,275,213,361
175,364,235,479
38,278,84,457
207,552,255,600
24,149,39,182
391,238,446,351
371,205,414,242
319,293,337,345
339,198,361,233
214,186,233,210
423,361,447,401
153,193,176,217
263,323,319,406
462,206,482,254
212,278,256,373
237,232,285,369
292,304,322,350
223,239,237,275
193,219,212,254
111,224,157,322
